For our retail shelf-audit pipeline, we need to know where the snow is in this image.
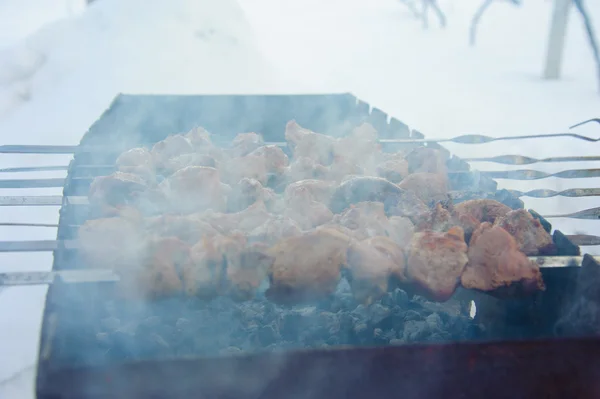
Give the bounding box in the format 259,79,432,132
1,0,599,396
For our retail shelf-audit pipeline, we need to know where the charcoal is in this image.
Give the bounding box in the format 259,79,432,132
353,323,370,342
404,310,423,322
403,320,429,341
72,280,484,366
221,346,243,355
425,313,444,332
368,304,392,328
553,230,580,256
529,209,551,233
494,189,524,209
175,317,191,331
100,317,120,332
391,288,409,306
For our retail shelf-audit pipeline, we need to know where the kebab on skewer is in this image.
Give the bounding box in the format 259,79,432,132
78,120,554,305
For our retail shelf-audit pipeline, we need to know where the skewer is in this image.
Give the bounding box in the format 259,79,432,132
0,255,594,287
3,132,600,155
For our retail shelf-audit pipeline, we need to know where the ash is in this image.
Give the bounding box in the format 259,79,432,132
95,282,484,361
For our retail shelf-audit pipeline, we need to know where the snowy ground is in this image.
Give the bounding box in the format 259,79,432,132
1,0,599,397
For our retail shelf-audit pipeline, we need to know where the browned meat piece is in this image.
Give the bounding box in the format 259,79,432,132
221,154,269,186
376,159,409,183
285,120,336,165
285,198,333,230
333,202,389,240
346,236,407,304
182,233,246,300
414,201,481,241
151,135,194,170
398,172,448,204
129,237,189,300
145,214,218,244
226,178,277,212
78,216,148,271
115,147,156,182
284,179,337,205
160,166,225,213
453,199,511,224
284,182,334,229
334,123,381,172
184,126,212,150
387,216,415,248
286,156,329,183
248,145,289,175
204,201,271,234
406,227,469,302
266,228,352,304
88,172,160,217
415,202,453,232
224,243,275,301
248,215,302,245
461,223,545,296
327,156,364,182
404,147,447,175
494,209,555,255
230,132,264,157
162,153,217,176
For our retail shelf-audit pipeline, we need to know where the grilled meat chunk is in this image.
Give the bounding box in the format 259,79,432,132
225,244,275,301
130,237,189,300
284,186,333,230
230,132,264,157
285,120,336,165
145,214,218,244
329,176,425,217
248,145,289,176
222,154,269,186
227,177,277,213
284,179,337,205
182,233,246,300
160,166,225,213
461,222,545,297
333,202,390,240
406,227,469,302
387,216,415,248
162,153,217,176
376,159,409,183
204,201,271,234
404,147,447,175
494,209,556,256
266,228,352,304
151,134,195,171
88,172,164,217
115,147,156,182
453,199,511,224
248,215,302,245
346,236,407,304
398,172,448,204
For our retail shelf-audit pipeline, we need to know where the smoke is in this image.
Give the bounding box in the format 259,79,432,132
43,92,488,398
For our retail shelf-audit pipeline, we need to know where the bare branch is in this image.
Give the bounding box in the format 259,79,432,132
573,0,600,93
470,0,495,47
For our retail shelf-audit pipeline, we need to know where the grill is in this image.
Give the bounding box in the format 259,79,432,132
1,93,600,398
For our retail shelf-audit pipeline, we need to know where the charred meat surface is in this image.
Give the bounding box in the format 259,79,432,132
266,228,351,304
494,209,556,256
461,223,546,297
406,227,469,302
453,199,511,224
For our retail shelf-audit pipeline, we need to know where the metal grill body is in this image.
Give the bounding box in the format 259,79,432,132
0,93,598,398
